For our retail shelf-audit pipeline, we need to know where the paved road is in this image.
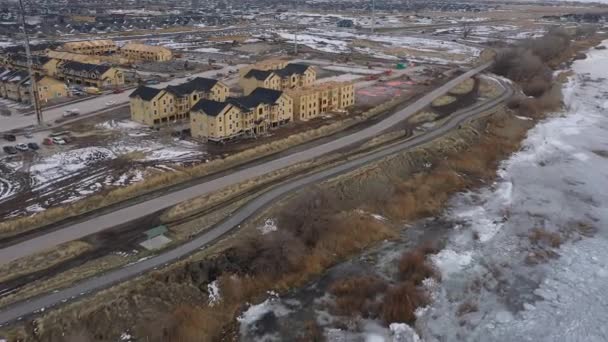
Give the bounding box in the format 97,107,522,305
0,63,493,266
0,64,245,133
0,62,491,266
0,70,511,325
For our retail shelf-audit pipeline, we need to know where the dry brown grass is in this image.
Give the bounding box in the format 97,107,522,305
529,228,562,248
0,241,91,283
381,281,429,324
431,95,458,107
329,276,387,317
457,300,479,317
449,78,475,95
398,247,439,285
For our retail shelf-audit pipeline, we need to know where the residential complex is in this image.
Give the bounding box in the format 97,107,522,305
190,87,293,141
5,54,60,77
120,43,173,62
285,82,355,121
62,39,118,55
129,77,229,126
239,63,316,95
0,68,67,103
57,61,124,88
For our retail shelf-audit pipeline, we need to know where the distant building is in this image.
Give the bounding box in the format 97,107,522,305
0,70,30,102
239,63,316,95
190,87,293,141
285,81,355,121
57,61,124,88
20,76,68,104
62,39,118,56
120,43,173,62
238,58,288,78
337,19,354,28
6,54,60,77
129,77,229,126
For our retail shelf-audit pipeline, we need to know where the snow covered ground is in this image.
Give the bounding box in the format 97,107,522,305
0,119,206,218
237,41,608,342
416,40,608,341
275,29,480,64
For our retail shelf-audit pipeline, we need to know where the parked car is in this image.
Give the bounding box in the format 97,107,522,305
3,146,17,154
52,137,66,145
15,143,28,152
3,134,16,142
61,136,72,144
27,142,39,150
112,88,124,94
63,109,80,117
24,131,33,138
42,137,53,145
145,80,160,85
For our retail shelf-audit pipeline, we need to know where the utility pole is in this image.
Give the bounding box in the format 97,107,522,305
18,0,43,126
371,0,376,34
294,0,299,54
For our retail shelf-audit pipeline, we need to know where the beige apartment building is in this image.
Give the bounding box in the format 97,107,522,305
239,63,316,95
120,43,173,62
57,61,124,88
129,77,229,126
62,40,118,55
6,54,60,77
286,81,355,121
238,58,288,78
17,76,68,104
190,87,293,141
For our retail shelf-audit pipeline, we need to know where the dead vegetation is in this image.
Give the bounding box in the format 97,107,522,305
0,241,91,283
449,78,475,96
381,281,429,324
329,276,387,317
398,244,440,285
529,228,562,248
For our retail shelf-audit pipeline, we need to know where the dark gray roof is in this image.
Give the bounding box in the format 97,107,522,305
274,63,311,77
60,61,111,75
166,77,218,96
228,87,283,110
192,99,231,116
5,71,29,83
10,54,52,65
129,86,162,101
244,69,274,81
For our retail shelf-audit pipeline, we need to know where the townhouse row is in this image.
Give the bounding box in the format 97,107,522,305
0,68,68,104
129,75,356,142
129,77,230,126
3,54,124,89
61,39,173,62
238,62,317,95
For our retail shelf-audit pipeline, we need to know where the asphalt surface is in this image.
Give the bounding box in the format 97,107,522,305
0,63,491,266
0,65,511,325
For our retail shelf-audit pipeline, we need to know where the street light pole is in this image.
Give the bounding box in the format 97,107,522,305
18,0,43,126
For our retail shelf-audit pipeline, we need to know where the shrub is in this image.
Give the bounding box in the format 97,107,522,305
381,281,429,324
329,275,387,317
398,249,437,285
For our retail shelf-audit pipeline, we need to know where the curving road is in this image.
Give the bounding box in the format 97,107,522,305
0,63,492,267
0,63,490,265
0,69,513,325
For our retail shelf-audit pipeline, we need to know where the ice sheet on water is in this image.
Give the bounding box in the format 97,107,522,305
416,40,608,341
